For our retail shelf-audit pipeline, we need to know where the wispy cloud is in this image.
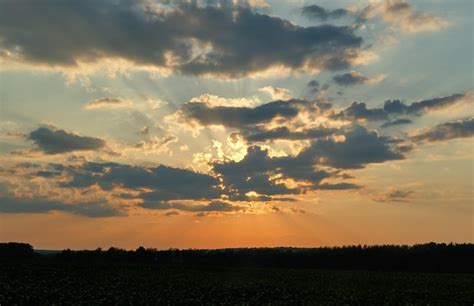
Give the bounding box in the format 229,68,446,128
85,97,132,109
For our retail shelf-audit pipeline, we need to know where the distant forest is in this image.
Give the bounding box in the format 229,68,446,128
1,242,473,273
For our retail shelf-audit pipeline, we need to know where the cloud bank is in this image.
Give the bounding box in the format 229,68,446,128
0,0,365,78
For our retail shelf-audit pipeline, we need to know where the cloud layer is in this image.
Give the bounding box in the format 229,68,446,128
27,127,105,154
411,117,474,143
0,0,364,78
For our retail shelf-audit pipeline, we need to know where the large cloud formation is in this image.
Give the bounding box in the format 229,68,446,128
5,121,408,214
213,125,406,198
0,0,364,78
28,127,105,154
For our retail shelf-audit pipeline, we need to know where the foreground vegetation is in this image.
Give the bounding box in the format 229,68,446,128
1,243,473,304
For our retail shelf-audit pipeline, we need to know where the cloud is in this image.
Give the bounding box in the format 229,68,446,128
62,162,223,203
301,1,448,34
302,4,349,21
259,86,292,100
411,117,474,143
307,80,319,94
374,189,413,202
375,0,449,33
133,135,178,153
213,125,402,197
242,126,337,142
333,71,385,86
190,94,261,107
181,99,309,128
27,127,105,154
313,182,361,190
140,200,243,212
334,102,388,121
381,118,412,128
0,0,364,78
139,127,149,135
0,196,124,217
300,124,406,169
333,92,469,122
8,122,408,209
213,146,303,197
85,97,132,109
404,93,467,115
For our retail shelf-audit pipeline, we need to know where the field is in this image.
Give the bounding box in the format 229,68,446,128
1,258,473,305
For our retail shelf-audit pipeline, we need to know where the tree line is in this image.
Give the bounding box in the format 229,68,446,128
1,242,473,272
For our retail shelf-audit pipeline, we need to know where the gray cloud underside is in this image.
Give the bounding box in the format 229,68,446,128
140,200,242,212
333,72,370,86
381,118,413,128
62,162,222,203
182,99,311,128
307,80,321,94
0,0,363,77
241,126,337,142
334,92,467,123
28,127,105,154
412,117,474,142
302,4,349,21
0,196,124,217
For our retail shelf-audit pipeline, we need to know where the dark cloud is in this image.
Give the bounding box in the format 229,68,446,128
411,117,474,143
334,92,468,122
181,99,309,128
385,94,467,116
140,200,242,212
212,125,402,197
27,127,105,154
242,126,337,142
406,93,466,115
0,0,363,78
302,4,349,21
62,162,222,202
383,99,406,114
0,196,124,217
299,125,406,169
333,72,370,86
85,97,132,109
313,182,361,190
333,71,384,87
381,118,412,128
307,80,320,94
333,102,388,121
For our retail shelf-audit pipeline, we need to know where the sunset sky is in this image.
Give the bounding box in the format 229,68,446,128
0,0,472,250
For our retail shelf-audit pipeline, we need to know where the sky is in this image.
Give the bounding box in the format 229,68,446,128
0,0,473,250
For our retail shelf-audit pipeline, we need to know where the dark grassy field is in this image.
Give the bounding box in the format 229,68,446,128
1,258,473,305
1,243,473,304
